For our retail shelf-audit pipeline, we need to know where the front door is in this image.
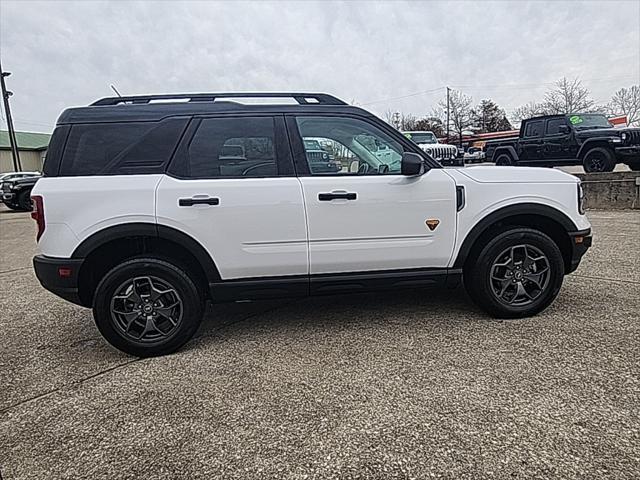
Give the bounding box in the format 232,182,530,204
543,117,574,162
156,115,308,280
287,115,458,276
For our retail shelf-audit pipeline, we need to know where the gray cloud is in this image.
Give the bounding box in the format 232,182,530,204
1,0,638,132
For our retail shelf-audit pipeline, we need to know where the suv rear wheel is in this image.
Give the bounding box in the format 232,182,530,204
93,257,204,357
583,147,615,173
495,153,513,166
464,228,564,318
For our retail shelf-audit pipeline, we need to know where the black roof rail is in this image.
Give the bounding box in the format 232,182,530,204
91,92,348,106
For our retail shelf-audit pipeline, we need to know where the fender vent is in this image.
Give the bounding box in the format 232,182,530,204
456,186,465,211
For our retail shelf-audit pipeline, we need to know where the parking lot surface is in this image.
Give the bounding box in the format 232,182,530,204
1,205,638,479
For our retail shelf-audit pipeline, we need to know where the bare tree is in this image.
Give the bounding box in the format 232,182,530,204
400,113,418,131
608,85,640,126
383,109,395,125
511,101,547,122
438,89,473,144
512,77,596,123
543,77,594,114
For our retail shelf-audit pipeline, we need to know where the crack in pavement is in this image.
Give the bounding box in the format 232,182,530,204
0,266,31,275
571,274,640,285
0,300,297,415
0,358,141,415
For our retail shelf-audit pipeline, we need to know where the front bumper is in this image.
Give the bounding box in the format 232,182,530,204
33,255,86,306
566,228,592,273
2,192,15,202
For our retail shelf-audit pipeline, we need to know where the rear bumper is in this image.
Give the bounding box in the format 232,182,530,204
33,255,86,306
566,228,592,273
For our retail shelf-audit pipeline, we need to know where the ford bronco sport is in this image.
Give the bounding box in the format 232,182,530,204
31,93,592,357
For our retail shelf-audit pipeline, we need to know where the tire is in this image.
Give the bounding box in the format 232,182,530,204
4,203,23,211
93,257,204,357
464,228,565,318
495,154,513,166
17,190,33,211
583,147,615,173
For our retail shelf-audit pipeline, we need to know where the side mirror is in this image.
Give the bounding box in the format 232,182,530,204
558,125,570,134
401,152,426,176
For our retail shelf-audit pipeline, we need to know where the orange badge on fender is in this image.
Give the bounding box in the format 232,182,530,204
426,219,440,231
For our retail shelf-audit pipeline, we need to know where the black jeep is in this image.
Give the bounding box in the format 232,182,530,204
485,113,640,172
1,174,41,211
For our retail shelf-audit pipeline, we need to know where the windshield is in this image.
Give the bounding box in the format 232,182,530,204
568,114,612,129
304,139,322,150
404,132,437,144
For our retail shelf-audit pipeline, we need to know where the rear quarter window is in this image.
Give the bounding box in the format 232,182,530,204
59,118,188,176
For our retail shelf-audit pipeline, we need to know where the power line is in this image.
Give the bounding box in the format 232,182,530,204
360,87,445,106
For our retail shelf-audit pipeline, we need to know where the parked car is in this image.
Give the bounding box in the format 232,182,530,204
2,174,41,211
402,131,463,166
484,113,640,172
0,171,40,190
32,92,591,357
464,147,486,163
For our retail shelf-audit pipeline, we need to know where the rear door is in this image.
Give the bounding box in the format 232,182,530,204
156,115,308,280
287,114,457,276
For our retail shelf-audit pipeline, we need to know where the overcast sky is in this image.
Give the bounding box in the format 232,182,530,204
1,0,638,133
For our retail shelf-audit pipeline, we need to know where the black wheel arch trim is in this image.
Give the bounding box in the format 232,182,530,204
453,203,579,269
71,222,221,282
493,146,519,162
577,138,616,158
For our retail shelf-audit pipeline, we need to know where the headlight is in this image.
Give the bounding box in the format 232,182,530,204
621,132,628,142
577,182,585,215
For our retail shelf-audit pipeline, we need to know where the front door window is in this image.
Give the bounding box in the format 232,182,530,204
296,116,405,175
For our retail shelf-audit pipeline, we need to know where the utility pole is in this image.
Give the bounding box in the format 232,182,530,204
0,59,21,171
446,86,450,142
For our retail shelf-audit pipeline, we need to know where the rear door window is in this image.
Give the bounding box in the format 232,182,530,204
524,120,543,138
181,116,279,178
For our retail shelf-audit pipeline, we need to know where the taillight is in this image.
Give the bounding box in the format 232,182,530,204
30,195,45,241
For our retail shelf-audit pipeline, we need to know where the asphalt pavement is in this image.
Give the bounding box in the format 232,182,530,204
1,205,638,479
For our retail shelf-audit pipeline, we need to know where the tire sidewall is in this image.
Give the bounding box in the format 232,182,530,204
495,154,513,166
93,258,203,357
466,228,564,318
583,147,614,173
18,190,33,211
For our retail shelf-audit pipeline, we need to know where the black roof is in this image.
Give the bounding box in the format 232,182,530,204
57,92,373,124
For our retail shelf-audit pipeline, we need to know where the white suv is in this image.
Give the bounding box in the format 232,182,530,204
31,93,592,357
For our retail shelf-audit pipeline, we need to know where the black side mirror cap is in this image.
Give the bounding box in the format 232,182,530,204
401,152,427,176
558,125,570,134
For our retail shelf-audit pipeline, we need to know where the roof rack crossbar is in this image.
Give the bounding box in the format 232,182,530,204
91,92,347,106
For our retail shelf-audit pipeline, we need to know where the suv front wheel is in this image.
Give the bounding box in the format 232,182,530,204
583,147,615,173
93,257,204,357
464,228,565,318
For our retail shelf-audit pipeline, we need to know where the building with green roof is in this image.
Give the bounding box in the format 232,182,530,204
0,130,51,173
